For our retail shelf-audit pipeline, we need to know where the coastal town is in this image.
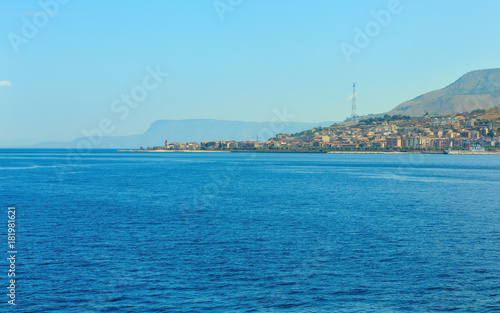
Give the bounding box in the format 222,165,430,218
141,108,500,153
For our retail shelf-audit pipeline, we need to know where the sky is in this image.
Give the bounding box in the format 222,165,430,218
1,0,500,146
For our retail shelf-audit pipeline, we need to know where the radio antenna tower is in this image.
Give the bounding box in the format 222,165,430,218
351,82,358,118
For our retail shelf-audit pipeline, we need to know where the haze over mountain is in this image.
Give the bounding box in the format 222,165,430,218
387,68,500,117
25,119,336,149
15,69,500,149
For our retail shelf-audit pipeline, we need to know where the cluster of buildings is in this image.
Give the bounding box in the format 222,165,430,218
152,139,276,151
149,115,498,151
277,116,497,150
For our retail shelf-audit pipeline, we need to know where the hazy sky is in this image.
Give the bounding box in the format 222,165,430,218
1,0,500,145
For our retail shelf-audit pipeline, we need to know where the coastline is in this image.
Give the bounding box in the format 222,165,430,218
233,150,500,155
117,150,230,153
445,151,500,155
329,151,500,155
118,149,500,155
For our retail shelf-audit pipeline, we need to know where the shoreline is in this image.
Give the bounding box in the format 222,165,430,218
118,149,500,155
445,151,500,155
329,151,500,155
117,150,230,153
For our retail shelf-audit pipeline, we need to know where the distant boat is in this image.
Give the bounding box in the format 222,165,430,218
443,149,450,154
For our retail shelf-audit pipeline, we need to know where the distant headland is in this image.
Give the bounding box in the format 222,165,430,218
124,107,500,155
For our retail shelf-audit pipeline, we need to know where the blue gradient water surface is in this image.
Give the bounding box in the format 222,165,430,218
1,149,499,312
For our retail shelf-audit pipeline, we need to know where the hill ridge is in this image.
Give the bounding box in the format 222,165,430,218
388,68,500,117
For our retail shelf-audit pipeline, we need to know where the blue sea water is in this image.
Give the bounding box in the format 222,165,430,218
0,149,499,312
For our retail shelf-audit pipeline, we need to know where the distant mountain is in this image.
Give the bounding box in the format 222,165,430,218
388,68,500,117
28,119,337,149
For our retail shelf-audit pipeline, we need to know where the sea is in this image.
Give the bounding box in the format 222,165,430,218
0,149,499,312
